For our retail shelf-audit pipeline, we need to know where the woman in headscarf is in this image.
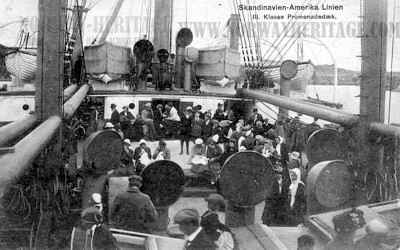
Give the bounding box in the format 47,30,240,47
286,168,306,226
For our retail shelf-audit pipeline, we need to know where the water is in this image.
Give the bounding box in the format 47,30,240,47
306,85,400,124
257,85,400,125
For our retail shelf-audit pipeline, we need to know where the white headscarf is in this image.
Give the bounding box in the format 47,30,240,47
289,168,304,208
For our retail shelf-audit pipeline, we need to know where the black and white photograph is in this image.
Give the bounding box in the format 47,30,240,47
0,0,399,249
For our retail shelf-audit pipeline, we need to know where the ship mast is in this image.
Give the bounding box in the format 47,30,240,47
153,0,173,54
358,0,387,197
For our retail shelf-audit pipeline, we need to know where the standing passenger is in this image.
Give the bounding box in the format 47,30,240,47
110,175,158,233
191,112,204,140
110,104,120,127
180,107,193,155
286,168,306,226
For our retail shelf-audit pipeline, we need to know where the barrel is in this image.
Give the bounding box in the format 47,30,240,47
306,160,353,215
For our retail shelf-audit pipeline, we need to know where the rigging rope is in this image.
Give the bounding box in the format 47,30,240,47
185,0,188,27
146,0,152,40
261,0,308,66
233,0,252,67
247,0,261,67
237,0,256,67
232,0,248,67
388,0,397,124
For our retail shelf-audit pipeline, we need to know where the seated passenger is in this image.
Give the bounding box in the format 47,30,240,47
205,136,223,184
165,103,181,122
163,103,181,137
120,106,135,137
252,120,264,134
154,104,165,136
121,139,135,168
190,138,208,174
153,140,171,160
239,129,256,150
219,139,237,166
133,139,152,174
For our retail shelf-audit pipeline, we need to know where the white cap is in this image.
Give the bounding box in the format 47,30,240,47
212,134,219,143
195,138,203,145
290,151,300,159
91,193,102,204
104,122,114,129
123,139,131,144
139,139,147,145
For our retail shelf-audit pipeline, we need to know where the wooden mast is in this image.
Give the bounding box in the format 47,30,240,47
36,0,67,120
358,0,388,201
153,0,173,54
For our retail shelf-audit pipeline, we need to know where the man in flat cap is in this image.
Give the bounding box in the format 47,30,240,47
110,175,158,233
173,209,217,250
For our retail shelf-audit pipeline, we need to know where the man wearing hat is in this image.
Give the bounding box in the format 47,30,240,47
202,194,226,220
110,175,158,233
141,103,157,140
247,108,263,126
110,104,120,127
173,209,217,250
213,103,226,122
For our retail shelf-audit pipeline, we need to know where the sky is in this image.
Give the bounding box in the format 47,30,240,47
0,0,399,72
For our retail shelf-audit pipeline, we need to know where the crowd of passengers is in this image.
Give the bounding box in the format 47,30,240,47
76,103,396,250
98,101,327,226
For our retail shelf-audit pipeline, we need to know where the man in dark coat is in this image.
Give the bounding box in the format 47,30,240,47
191,112,204,140
110,103,120,127
173,209,217,250
110,175,158,233
213,103,226,121
120,106,135,137
262,173,289,226
202,113,214,141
